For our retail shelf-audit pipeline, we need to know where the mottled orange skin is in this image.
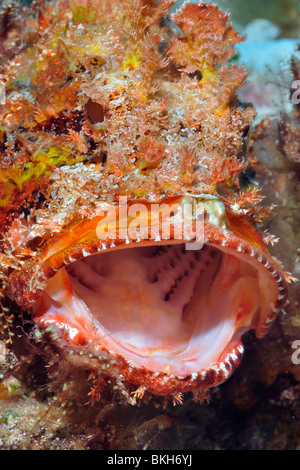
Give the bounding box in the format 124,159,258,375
0,0,253,225
0,0,290,401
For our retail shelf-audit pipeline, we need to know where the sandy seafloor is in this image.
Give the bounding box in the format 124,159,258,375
0,0,299,450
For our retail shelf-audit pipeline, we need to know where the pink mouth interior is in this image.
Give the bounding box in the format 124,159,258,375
34,243,275,376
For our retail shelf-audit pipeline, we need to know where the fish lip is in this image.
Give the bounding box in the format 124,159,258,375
39,321,245,395
7,217,288,395
120,339,246,395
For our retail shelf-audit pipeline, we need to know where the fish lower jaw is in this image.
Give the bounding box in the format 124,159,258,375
35,308,245,398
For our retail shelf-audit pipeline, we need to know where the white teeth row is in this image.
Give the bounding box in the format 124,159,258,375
191,372,198,381
204,232,287,301
190,344,244,382
207,234,288,331
192,345,244,382
58,233,171,265
122,344,244,387
219,362,230,379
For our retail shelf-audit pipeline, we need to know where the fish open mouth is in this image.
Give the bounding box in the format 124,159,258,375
35,243,267,376
21,199,288,397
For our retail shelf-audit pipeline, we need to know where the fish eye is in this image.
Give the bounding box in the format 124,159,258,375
241,124,250,138
86,99,105,123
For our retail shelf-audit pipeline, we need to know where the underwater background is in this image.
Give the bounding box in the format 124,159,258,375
0,0,299,450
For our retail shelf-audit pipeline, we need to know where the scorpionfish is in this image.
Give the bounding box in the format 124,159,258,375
0,0,290,404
